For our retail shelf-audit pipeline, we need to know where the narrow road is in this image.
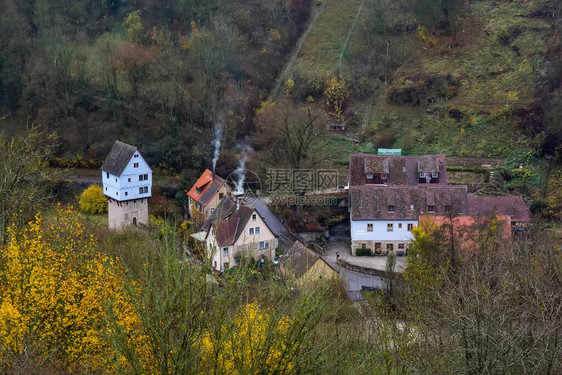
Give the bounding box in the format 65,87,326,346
269,0,329,100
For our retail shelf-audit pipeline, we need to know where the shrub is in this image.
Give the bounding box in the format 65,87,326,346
356,248,372,256
78,185,107,215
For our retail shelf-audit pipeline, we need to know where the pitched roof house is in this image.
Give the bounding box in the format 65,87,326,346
187,169,232,219
280,241,338,286
195,197,278,272
101,140,152,229
348,153,530,257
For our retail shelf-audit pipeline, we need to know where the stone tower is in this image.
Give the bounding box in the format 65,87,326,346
101,141,152,229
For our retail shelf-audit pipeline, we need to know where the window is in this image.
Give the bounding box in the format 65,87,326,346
252,214,257,221
116,191,118,196
125,192,128,196
407,223,414,231
386,243,394,251
249,227,254,235
144,186,148,193
223,248,228,256
398,223,402,229
139,174,149,181
139,187,143,194
410,204,415,210
259,241,268,249
444,205,452,214
210,208,215,214
254,227,260,234
134,163,139,168
219,193,224,199
128,178,131,182
398,243,405,249
144,174,148,180
427,205,435,213
381,173,387,179
115,178,117,182
387,223,393,231
419,172,426,178
134,154,138,158
432,172,439,178
375,243,381,253
402,166,406,172
361,243,366,249
105,187,107,191
367,223,373,232
388,205,395,213
366,173,374,179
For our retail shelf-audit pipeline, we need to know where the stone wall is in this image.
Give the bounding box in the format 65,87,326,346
108,198,149,230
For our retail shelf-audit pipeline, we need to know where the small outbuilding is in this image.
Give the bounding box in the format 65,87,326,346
280,241,338,286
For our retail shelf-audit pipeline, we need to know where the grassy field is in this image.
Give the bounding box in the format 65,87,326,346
291,0,363,74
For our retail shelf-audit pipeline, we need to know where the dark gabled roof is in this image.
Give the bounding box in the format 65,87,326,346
101,141,137,176
282,241,321,278
349,154,448,186
467,195,529,223
350,185,468,220
248,199,288,237
204,197,276,247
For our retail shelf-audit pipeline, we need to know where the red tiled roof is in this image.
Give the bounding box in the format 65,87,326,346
349,154,448,186
187,169,227,206
467,195,529,223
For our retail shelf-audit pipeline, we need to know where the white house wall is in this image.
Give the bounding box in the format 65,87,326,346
102,151,152,201
350,219,417,254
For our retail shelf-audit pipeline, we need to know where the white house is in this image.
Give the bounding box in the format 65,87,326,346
101,140,152,229
349,185,468,255
193,197,278,272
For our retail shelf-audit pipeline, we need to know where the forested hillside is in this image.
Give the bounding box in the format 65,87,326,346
0,0,312,176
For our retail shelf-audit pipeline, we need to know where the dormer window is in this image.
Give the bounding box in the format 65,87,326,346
427,205,435,213
134,163,139,168
444,205,451,214
388,205,395,213
419,172,426,178
366,173,374,179
410,204,414,210
196,187,202,194
381,173,388,180
432,172,439,178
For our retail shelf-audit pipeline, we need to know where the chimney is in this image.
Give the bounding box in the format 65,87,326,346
234,191,243,211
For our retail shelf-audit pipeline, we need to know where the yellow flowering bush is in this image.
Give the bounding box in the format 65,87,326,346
324,76,348,119
199,303,295,374
0,206,150,372
79,184,107,215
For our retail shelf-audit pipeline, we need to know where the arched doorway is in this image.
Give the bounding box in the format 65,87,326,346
133,217,137,225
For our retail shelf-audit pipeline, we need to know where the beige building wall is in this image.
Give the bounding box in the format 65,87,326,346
296,259,338,287
233,211,276,264
108,198,148,230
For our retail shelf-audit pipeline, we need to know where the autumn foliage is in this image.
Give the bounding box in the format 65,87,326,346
199,303,295,374
0,206,149,372
79,184,107,215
